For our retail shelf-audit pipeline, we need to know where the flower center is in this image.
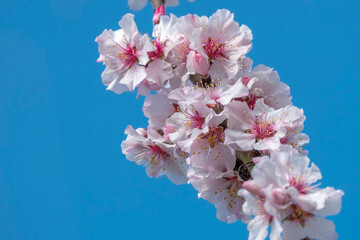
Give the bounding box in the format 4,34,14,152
200,127,224,148
184,111,205,131
289,177,310,194
148,40,166,61
250,119,276,140
215,177,243,209
118,44,138,69
204,37,225,60
173,39,190,63
247,92,262,110
284,205,314,227
147,144,169,162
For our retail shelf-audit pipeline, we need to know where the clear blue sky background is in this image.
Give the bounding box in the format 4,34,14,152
0,0,359,239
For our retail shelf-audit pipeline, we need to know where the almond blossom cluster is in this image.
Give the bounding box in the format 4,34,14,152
96,8,344,240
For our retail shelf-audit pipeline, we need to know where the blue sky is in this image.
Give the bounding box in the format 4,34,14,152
0,0,359,239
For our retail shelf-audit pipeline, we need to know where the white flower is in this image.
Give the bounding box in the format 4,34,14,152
121,126,188,184
244,65,292,110
239,146,344,240
142,89,177,129
190,9,253,79
166,14,207,84
225,99,306,152
95,14,155,94
143,14,181,92
164,99,213,143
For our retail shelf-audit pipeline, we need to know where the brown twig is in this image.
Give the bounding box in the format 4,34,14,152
150,0,165,11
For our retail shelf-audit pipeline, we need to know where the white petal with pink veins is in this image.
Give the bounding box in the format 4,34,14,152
120,65,147,91
146,59,174,87
218,79,249,106
118,13,139,39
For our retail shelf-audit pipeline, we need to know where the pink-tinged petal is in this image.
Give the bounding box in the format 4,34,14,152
283,217,338,240
225,129,256,151
313,188,344,217
143,93,175,128
247,64,292,109
208,143,236,178
136,80,152,96
164,156,188,185
135,34,154,65
305,217,338,240
218,79,249,106
282,220,308,240
106,78,128,94
118,13,139,39
120,65,147,91
146,59,174,87
225,101,254,130
208,58,239,80
247,215,269,240
101,67,127,94
253,137,282,151
269,218,283,240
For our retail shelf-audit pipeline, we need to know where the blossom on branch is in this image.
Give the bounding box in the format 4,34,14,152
96,8,343,240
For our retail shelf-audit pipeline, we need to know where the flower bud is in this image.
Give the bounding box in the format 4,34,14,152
242,76,249,85
190,52,210,76
271,188,291,207
153,5,166,25
242,180,263,197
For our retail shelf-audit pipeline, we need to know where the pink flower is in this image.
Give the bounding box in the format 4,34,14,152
144,14,179,93
121,126,188,184
225,99,306,152
190,9,253,79
244,65,292,110
239,146,344,240
95,14,155,94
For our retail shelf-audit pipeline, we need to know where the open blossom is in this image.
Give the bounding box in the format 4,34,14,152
166,14,206,84
144,14,179,92
188,143,250,223
96,13,155,94
165,99,214,143
242,65,292,110
121,126,187,184
239,146,344,240
201,78,249,108
142,89,177,129
225,99,306,152
190,9,253,79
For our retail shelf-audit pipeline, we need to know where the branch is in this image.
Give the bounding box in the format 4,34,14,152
150,0,165,11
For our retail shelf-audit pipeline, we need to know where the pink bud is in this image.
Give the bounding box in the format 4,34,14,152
163,125,175,140
153,5,166,25
271,188,291,207
242,76,249,86
242,180,263,197
190,52,210,76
